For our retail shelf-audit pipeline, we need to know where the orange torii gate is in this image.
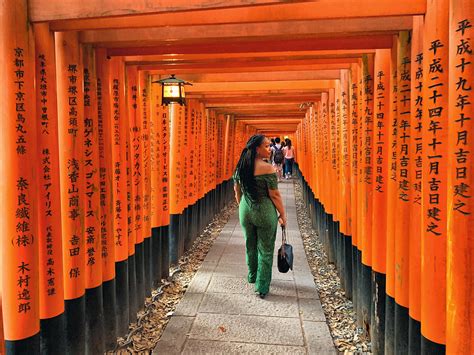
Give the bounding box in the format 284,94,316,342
295,2,473,354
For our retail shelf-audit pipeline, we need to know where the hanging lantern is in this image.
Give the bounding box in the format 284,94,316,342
152,74,192,106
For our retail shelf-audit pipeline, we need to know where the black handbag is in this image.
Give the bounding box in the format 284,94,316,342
277,226,293,273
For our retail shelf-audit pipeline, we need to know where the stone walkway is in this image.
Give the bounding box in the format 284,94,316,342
153,180,336,354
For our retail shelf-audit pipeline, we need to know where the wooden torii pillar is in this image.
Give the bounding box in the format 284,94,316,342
0,0,39,352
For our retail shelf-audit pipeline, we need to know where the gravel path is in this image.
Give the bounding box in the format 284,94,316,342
293,179,372,354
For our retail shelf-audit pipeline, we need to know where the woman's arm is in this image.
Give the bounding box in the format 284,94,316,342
268,188,287,227
234,182,242,204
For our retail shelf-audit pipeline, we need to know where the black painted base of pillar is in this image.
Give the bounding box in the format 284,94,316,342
205,192,211,225
179,208,187,256
144,237,152,296
102,278,117,350
169,214,180,265
371,271,386,355
161,225,170,279
85,285,105,354
135,242,145,310
115,259,130,335
421,335,446,354
196,198,202,233
360,262,372,337
327,214,336,264
184,205,195,251
351,245,359,318
385,294,395,355
184,206,193,252
335,222,342,279
190,203,198,245
40,313,66,354
409,316,421,354
356,249,363,327
343,235,353,300
395,303,409,354
65,296,86,354
128,253,138,323
152,227,162,289
5,333,40,354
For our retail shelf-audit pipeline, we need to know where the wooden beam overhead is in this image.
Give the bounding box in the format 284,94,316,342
29,0,304,22
188,89,327,97
80,17,412,46
214,108,303,115
237,119,302,124
204,97,321,106
247,121,300,125
107,35,392,56
234,113,304,119
247,124,300,130
235,115,304,120
48,1,426,31
186,80,336,92
192,98,320,108
140,61,354,74
212,104,302,111
153,70,341,83
207,101,311,107
124,49,375,62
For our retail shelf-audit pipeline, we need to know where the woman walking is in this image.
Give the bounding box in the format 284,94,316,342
283,139,295,179
233,135,287,298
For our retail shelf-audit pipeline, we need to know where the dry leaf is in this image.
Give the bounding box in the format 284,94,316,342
218,326,227,333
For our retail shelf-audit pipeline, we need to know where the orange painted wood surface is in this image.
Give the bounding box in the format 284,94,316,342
394,31,411,308
0,0,40,341
55,31,86,300
446,0,474,352
31,0,300,22
408,15,424,323
110,57,130,261
82,45,103,287
126,65,141,251
371,49,391,274
150,75,163,228
80,17,412,47
139,71,152,237
169,103,182,215
340,70,352,236
96,49,116,281
421,0,449,344
361,54,374,267
47,1,426,31
106,36,393,57
34,23,66,318
349,63,360,249
385,37,398,298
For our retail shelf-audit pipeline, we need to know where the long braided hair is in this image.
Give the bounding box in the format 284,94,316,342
234,134,266,201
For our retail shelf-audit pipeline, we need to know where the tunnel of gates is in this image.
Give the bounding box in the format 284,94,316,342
0,0,473,354
0,6,261,352
295,5,474,355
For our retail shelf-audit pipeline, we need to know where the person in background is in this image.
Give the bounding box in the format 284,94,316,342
268,138,276,163
233,134,287,299
271,137,284,181
283,139,295,179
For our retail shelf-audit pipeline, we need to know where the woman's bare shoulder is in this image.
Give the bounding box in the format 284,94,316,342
254,160,274,175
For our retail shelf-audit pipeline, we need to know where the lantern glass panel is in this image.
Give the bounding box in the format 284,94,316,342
164,84,181,98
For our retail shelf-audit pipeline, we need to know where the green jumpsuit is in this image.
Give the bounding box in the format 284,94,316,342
236,173,279,295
